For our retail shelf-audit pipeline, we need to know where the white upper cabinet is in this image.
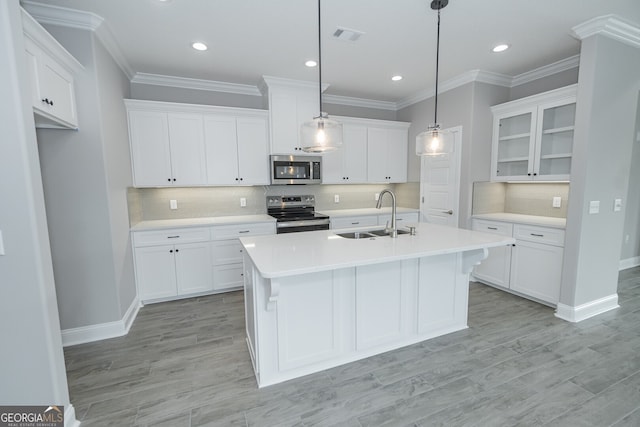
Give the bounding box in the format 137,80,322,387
491,85,577,182
125,100,269,187
322,122,368,184
205,113,270,186
22,9,82,129
261,76,320,155
367,126,409,183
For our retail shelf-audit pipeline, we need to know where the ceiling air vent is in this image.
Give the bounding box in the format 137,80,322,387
332,27,364,42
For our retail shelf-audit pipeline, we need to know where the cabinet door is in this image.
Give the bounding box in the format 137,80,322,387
167,113,207,186
534,100,575,180
386,128,408,183
211,240,244,265
269,92,300,154
24,38,43,109
471,220,513,288
492,108,537,181
204,114,239,185
174,242,213,295
330,215,379,230
135,245,177,301
237,117,270,185
367,127,389,182
212,264,244,291
38,50,77,127
128,111,173,187
510,240,563,304
342,124,368,183
321,149,345,184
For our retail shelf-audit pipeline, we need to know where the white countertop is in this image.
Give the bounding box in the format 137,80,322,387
472,213,566,229
319,207,419,217
241,222,514,279
131,214,276,231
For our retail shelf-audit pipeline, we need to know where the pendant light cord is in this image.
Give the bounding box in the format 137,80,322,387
434,7,441,125
317,0,323,117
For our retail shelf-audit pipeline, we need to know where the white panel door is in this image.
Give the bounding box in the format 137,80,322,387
38,50,77,126
174,242,213,295
135,245,177,301
204,114,238,185
236,117,270,185
321,149,344,184
420,126,462,226
343,124,369,183
386,128,408,183
269,92,300,154
510,240,563,304
276,271,340,371
167,113,206,186
366,127,388,182
356,261,404,350
128,110,172,186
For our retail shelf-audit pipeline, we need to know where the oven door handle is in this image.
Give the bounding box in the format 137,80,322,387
277,219,331,229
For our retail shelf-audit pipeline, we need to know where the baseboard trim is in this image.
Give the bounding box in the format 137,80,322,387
65,404,80,427
61,297,141,347
620,256,640,271
555,294,619,323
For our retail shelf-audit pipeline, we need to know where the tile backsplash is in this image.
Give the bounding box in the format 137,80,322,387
472,181,570,218
128,183,414,224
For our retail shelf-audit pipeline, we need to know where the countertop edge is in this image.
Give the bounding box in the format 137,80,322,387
472,213,566,229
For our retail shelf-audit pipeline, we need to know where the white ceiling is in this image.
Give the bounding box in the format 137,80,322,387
22,0,640,104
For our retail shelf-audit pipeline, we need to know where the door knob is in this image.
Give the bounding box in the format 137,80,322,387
442,210,453,215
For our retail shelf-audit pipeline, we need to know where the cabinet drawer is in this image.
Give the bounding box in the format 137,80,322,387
378,212,420,226
133,227,210,247
471,219,513,237
213,263,244,290
211,222,275,240
212,240,244,265
331,215,379,230
513,224,565,246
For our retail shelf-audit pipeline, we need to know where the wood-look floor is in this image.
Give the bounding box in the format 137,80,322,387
65,267,640,426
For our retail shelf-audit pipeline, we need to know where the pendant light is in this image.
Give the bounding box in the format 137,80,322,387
416,0,454,156
301,0,342,153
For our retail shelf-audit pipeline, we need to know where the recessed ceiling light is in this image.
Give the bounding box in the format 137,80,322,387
305,60,317,67
192,42,208,51
492,43,510,53
391,75,403,81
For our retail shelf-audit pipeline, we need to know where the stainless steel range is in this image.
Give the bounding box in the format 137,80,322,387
267,195,330,234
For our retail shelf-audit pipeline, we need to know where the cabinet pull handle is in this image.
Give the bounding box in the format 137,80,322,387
531,233,544,237
167,235,180,239
487,227,498,230
352,222,360,225
169,249,173,253
238,230,250,234
175,249,179,253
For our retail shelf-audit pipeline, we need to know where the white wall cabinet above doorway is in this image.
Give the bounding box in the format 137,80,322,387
490,85,577,182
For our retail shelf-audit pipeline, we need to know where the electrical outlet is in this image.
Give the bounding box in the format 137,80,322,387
170,199,178,210
614,198,622,212
240,197,247,207
375,193,379,201
334,194,340,203
552,197,562,208
589,200,600,214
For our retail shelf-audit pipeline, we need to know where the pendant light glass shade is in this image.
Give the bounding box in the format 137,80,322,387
416,124,453,156
301,114,343,153
301,0,342,153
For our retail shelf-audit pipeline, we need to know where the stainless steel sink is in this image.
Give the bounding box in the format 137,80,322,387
336,229,411,239
335,231,377,239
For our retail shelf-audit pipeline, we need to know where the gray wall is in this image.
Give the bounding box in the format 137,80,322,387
37,25,135,329
561,34,640,307
0,0,71,409
510,68,579,101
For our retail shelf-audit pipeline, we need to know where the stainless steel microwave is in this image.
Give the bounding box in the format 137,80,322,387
270,155,322,185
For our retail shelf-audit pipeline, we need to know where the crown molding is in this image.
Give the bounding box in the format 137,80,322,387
571,14,640,49
131,73,261,97
511,55,580,87
323,94,398,111
21,0,134,78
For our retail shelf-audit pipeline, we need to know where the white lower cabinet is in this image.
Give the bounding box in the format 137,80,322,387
472,219,565,306
133,228,212,302
330,212,419,230
211,222,276,291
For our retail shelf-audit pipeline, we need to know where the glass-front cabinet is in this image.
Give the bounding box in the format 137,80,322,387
491,85,576,182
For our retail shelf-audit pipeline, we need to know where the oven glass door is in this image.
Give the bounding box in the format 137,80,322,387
273,161,310,180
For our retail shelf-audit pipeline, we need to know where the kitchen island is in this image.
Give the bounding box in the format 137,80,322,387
240,223,514,387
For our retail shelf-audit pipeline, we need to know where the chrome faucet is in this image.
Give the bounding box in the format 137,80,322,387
376,189,397,238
